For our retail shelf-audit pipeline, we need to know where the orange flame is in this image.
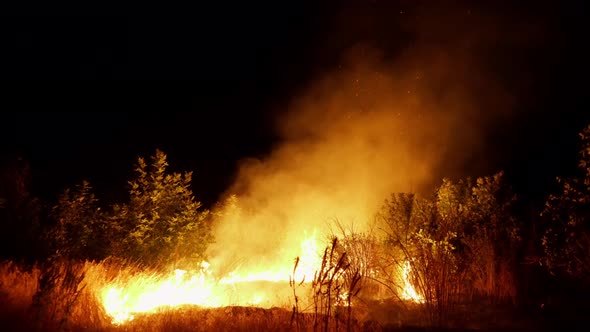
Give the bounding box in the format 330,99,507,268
99,231,322,324
98,233,424,325
400,260,424,303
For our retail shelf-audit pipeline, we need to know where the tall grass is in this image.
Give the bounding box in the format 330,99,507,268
0,260,39,308
0,259,380,332
0,261,40,331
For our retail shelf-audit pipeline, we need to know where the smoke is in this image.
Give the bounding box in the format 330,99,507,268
206,3,544,273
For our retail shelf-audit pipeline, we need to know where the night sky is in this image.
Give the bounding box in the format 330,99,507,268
1,1,588,209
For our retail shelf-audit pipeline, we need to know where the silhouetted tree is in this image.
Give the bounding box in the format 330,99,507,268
542,124,590,282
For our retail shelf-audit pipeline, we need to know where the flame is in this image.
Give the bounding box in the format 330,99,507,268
99,231,322,324
294,229,321,282
98,232,425,325
400,260,424,303
101,265,217,324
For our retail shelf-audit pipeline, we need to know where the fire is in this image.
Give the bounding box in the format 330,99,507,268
98,232,424,325
99,231,322,324
400,260,424,303
294,229,321,282
101,265,217,324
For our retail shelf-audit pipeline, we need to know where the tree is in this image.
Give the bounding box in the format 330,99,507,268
542,124,590,281
50,181,109,260
119,149,211,268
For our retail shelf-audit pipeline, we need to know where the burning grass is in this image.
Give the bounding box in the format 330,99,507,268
0,259,374,331
0,242,421,332
0,258,549,332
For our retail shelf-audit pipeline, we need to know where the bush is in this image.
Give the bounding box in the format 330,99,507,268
376,172,520,327
542,124,590,282
48,149,213,270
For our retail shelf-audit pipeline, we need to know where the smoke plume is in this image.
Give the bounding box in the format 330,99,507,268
206,3,545,274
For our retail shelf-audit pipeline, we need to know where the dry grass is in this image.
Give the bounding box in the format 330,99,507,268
0,261,40,331
0,260,550,332
0,261,39,307
115,306,369,332
0,260,380,331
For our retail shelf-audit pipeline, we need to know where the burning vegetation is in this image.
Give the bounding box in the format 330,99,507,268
72,57,516,327
0,141,525,330
1,43,589,331
2,119,590,330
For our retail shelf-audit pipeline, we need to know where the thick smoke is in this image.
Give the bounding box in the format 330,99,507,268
206,3,545,273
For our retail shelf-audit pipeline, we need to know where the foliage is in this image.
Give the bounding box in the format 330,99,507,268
378,191,461,327
48,150,212,269
542,124,590,281
461,172,520,302
117,149,211,268
50,181,110,261
210,194,241,221
377,172,520,327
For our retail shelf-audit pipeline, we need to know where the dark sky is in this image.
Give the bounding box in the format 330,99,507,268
1,1,588,208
